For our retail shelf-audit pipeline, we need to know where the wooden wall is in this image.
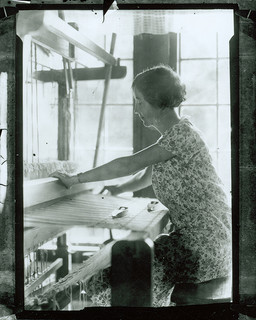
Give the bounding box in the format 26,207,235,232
0,14,19,317
237,13,256,304
0,1,256,319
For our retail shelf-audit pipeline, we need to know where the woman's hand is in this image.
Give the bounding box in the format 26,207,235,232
50,171,78,189
100,185,122,196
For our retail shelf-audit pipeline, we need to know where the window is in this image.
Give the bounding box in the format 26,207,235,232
176,11,234,204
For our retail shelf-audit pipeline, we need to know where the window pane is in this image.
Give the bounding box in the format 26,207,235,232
108,60,133,104
35,46,63,70
218,151,231,205
217,106,231,200
75,104,133,168
181,60,217,105
114,35,133,59
104,149,133,163
77,60,133,105
77,80,104,104
180,31,216,59
106,105,133,148
180,105,217,150
218,105,231,152
75,105,101,149
218,59,231,105
38,83,58,161
76,149,105,170
210,150,218,173
217,16,234,58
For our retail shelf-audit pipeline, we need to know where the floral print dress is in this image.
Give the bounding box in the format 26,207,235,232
87,117,232,307
151,117,232,304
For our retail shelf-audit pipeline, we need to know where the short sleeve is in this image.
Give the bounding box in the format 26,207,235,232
157,119,208,164
157,128,180,154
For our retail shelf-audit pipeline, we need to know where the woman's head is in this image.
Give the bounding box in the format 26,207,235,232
132,65,186,110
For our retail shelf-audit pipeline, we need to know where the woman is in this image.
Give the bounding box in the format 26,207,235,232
51,65,232,307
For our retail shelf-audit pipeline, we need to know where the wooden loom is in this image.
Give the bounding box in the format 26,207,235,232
21,10,170,309
18,9,127,164
24,178,169,309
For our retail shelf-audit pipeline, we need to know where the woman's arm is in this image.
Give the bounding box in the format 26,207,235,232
101,166,152,195
51,143,173,188
117,165,152,193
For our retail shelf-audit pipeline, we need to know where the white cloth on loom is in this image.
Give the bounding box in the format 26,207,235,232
23,161,78,180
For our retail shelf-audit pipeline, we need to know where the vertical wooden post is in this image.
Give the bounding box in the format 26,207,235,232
111,239,153,307
0,13,20,312
93,33,116,168
58,83,70,160
57,15,77,162
56,234,69,282
236,13,256,307
229,17,239,306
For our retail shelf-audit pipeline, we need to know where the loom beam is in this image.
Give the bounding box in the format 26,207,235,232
17,11,117,67
33,66,127,83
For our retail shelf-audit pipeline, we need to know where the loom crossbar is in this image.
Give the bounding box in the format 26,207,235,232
17,11,117,67
43,12,116,66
